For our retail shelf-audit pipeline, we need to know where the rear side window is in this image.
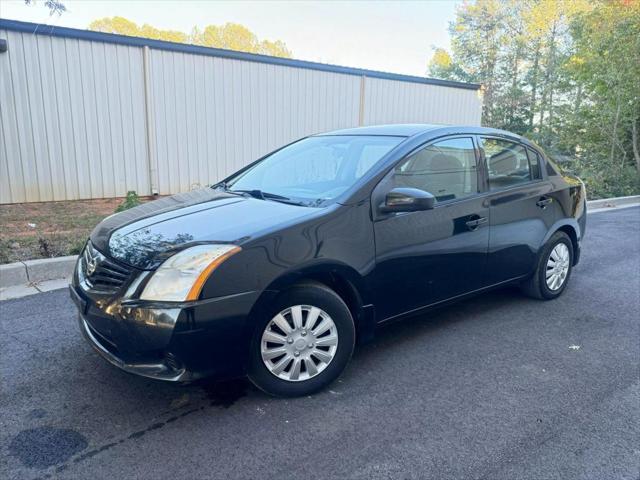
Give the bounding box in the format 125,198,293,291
526,148,542,180
393,137,478,202
481,137,532,190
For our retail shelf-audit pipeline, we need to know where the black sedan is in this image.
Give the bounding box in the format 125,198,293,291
70,124,586,397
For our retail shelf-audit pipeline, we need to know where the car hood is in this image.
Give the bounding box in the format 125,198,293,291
90,188,319,269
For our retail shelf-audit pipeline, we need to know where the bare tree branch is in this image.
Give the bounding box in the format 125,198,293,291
23,0,66,16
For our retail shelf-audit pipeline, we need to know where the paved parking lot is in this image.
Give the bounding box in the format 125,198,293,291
1,207,639,480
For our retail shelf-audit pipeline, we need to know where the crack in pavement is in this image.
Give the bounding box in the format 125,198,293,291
25,379,250,480
31,403,211,480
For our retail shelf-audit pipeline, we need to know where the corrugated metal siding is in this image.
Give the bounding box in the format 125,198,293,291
149,51,361,194
0,25,482,203
363,77,482,126
0,29,149,203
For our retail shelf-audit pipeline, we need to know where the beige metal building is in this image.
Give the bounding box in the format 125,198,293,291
0,19,482,204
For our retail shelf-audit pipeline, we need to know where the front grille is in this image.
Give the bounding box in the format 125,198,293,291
82,241,133,292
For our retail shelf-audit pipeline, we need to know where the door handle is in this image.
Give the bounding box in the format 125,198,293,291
465,216,487,230
536,197,553,209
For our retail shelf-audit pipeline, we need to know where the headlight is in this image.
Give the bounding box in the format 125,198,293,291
140,244,241,302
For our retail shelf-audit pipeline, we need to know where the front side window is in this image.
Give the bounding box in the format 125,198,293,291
392,137,478,202
227,135,403,205
482,137,532,190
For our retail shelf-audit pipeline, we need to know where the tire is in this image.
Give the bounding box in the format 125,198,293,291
521,231,574,300
247,282,355,397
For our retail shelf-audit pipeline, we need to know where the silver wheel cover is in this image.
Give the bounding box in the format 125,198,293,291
546,243,570,291
260,305,338,382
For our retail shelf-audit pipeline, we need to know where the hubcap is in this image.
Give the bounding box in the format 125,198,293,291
546,243,570,291
260,305,338,382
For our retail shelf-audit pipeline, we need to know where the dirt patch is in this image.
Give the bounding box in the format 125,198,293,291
0,197,154,264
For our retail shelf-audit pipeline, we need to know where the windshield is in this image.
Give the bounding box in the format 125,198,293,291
225,135,404,205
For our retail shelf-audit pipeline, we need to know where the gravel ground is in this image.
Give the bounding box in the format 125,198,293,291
1,207,638,480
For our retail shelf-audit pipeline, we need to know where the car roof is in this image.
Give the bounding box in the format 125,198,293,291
317,124,443,137
316,124,529,143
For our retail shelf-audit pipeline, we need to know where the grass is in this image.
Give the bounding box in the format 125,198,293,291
0,197,151,264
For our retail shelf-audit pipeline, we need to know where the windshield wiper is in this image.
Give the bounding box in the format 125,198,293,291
230,189,309,206
213,181,230,191
230,189,267,200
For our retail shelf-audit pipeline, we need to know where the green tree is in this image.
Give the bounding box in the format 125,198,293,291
565,0,640,194
89,17,189,43
88,17,292,58
427,0,639,198
447,0,507,125
190,23,292,57
427,48,471,82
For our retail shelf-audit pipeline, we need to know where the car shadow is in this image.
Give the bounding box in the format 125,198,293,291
353,285,526,360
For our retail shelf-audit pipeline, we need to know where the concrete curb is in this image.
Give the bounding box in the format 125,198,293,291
0,262,29,288
0,255,76,292
23,255,77,283
0,195,638,300
587,195,640,210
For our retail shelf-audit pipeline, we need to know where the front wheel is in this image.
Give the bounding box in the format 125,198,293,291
247,283,355,397
521,231,574,300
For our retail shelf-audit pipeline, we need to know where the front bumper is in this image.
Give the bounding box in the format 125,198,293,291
78,312,188,381
70,282,260,382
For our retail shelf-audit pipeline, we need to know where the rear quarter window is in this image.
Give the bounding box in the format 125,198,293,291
526,148,542,180
544,156,562,176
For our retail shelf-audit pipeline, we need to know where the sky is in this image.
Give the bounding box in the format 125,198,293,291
0,0,460,77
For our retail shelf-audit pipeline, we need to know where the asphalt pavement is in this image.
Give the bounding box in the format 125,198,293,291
1,207,639,480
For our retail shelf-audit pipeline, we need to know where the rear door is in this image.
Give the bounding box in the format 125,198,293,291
372,136,490,320
479,136,555,285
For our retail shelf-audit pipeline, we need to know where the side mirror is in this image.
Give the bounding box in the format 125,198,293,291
380,187,435,213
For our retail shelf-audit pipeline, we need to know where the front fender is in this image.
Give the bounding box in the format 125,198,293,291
234,259,370,373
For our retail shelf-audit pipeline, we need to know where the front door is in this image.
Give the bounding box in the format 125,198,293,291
479,137,556,285
372,136,490,321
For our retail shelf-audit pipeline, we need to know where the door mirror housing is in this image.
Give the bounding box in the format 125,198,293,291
380,187,436,213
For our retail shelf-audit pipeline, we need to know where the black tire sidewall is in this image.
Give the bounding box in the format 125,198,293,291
538,233,573,299
247,284,355,397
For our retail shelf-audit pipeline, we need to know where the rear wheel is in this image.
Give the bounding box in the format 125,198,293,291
521,231,573,300
248,283,355,397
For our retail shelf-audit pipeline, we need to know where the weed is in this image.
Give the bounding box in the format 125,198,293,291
115,191,141,212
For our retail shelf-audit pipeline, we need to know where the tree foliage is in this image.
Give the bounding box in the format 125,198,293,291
88,17,292,58
23,0,66,15
429,0,640,198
